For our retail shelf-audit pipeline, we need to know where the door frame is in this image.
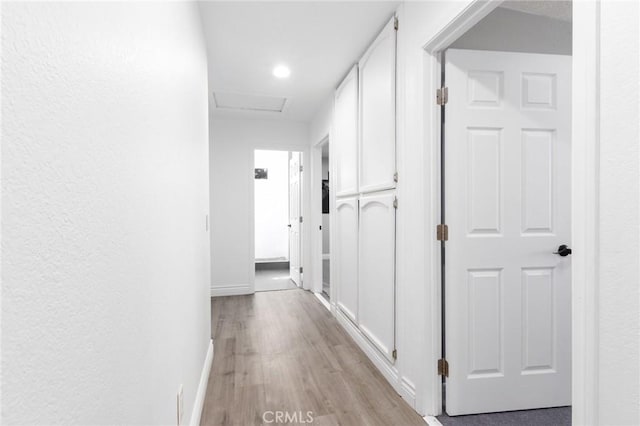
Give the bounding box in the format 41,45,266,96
311,136,335,299
250,147,311,293
421,1,599,423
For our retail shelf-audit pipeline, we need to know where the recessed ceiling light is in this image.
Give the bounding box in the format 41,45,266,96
273,65,291,79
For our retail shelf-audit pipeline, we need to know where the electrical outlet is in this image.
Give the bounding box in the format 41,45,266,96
177,385,184,426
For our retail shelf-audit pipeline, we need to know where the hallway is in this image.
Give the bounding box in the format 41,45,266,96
201,290,424,425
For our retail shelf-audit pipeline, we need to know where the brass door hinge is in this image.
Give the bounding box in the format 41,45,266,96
392,349,397,360
438,358,449,377
393,197,398,209
299,267,303,273
437,87,448,106
436,224,448,241
394,16,398,31
300,216,303,223
393,172,398,183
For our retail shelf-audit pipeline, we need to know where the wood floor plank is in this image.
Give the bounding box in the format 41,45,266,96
201,289,424,426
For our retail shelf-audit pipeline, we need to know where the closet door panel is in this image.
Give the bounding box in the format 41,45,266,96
335,197,359,324
359,17,397,193
358,192,396,362
334,66,359,197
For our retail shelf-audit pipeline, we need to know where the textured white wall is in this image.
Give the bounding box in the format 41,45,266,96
1,3,211,424
597,1,640,424
210,118,309,292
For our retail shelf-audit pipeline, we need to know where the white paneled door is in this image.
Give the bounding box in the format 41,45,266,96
358,17,397,194
335,197,359,324
289,152,301,286
444,49,571,415
334,66,359,197
358,191,396,362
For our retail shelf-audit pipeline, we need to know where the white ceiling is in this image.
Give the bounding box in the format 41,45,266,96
198,1,399,122
500,1,572,22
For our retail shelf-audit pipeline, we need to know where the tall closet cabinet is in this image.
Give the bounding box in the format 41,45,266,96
333,16,398,363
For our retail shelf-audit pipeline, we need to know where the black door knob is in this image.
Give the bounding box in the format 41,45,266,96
554,244,572,257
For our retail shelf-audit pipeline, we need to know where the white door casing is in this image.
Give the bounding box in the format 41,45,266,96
335,197,359,323
358,16,397,194
358,191,396,362
289,152,302,286
445,49,572,415
335,66,359,197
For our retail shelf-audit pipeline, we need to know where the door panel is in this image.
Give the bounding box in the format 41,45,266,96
289,152,301,286
445,49,571,415
358,192,396,362
335,197,358,323
358,17,396,194
335,66,359,197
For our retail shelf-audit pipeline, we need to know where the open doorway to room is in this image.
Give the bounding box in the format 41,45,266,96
320,141,331,301
254,149,303,292
435,3,573,425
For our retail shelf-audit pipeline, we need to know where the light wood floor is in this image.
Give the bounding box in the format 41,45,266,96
200,289,425,426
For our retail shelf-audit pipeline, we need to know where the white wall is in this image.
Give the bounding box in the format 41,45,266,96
595,1,640,423
2,3,211,425
210,118,309,294
450,7,572,54
254,150,289,261
309,95,334,146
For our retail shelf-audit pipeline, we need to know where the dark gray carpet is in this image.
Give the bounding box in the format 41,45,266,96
437,407,571,426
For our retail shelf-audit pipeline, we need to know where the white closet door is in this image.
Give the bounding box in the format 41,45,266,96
335,197,359,323
358,191,396,361
358,16,396,194
334,66,359,197
445,49,571,415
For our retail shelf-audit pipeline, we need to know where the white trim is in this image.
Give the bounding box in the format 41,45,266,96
571,2,600,425
334,308,414,406
423,415,443,426
314,291,331,311
210,285,252,297
420,0,502,416
311,135,330,295
189,339,213,426
399,377,417,408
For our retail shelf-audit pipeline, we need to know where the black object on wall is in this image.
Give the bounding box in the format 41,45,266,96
255,168,268,179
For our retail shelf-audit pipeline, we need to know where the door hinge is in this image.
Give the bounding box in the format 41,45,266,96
393,197,398,209
436,224,448,241
299,267,303,273
300,165,303,172
438,358,449,377
392,349,397,360
394,16,398,31
393,172,398,183
299,216,303,223
436,87,448,106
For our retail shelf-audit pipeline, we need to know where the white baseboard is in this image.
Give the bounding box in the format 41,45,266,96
423,415,443,426
190,339,213,426
210,285,252,297
334,309,402,396
399,376,417,408
314,292,331,311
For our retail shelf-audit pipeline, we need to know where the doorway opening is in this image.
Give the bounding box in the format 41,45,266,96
254,149,303,292
320,141,331,301
436,3,572,425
